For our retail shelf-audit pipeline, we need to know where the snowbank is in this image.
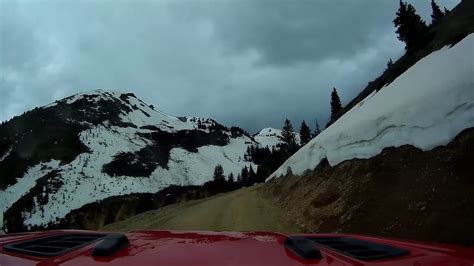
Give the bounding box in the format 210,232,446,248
253,128,301,148
269,34,474,180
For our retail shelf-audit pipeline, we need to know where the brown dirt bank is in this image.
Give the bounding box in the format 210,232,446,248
261,128,474,246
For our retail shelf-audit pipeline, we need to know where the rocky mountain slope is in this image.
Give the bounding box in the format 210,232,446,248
0,90,282,232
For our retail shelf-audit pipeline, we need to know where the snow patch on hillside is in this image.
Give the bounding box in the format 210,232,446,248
0,146,12,162
254,128,282,148
40,89,198,133
168,137,257,185
4,124,257,229
18,126,155,229
0,160,61,230
64,89,126,105
117,94,195,132
269,34,474,180
254,128,301,148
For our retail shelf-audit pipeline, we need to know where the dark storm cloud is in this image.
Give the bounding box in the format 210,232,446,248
175,0,400,65
0,0,460,133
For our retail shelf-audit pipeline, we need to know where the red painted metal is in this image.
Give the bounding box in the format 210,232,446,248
1,230,473,265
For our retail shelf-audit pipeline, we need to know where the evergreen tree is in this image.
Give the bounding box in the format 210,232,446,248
387,58,393,68
393,0,428,50
330,88,342,120
212,164,225,181
313,119,321,138
299,120,312,146
240,166,249,185
431,0,445,24
279,119,298,152
237,173,242,183
248,166,256,185
256,166,269,183
245,146,251,161
228,172,235,182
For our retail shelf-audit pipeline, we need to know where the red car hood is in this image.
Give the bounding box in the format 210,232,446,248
0,230,473,265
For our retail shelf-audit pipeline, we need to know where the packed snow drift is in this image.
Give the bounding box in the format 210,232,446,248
269,34,474,180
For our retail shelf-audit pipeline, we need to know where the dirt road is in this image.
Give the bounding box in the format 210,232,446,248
103,185,299,233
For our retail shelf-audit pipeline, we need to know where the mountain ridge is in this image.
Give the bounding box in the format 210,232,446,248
0,89,285,231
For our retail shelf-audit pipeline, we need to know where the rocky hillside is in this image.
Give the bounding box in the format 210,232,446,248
0,90,281,232
262,127,474,246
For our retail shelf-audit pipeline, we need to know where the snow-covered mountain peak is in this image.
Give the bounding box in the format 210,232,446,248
40,89,200,132
185,117,220,129
253,127,301,148
256,128,282,136
44,89,132,106
66,89,131,101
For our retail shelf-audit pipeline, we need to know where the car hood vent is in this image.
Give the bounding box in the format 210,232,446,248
4,233,106,257
308,236,409,261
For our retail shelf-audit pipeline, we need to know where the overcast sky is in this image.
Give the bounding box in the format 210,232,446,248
0,0,459,133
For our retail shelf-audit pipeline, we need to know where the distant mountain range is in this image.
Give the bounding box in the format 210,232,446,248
0,90,293,231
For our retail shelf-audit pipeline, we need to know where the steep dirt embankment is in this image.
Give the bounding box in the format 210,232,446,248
103,185,299,233
261,128,474,246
